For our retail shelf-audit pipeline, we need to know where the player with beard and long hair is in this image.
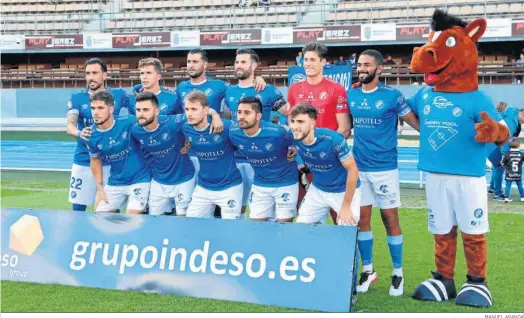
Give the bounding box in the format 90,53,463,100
348,49,419,297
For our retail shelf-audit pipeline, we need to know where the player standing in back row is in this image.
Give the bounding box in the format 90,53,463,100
349,49,420,297
66,58,130,212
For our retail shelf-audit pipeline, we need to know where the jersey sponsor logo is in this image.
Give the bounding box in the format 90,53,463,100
149,136,159,145
353,117,383,125
424,104,431,115
281,192,291,202
149,143,177,157
452,107,462,117
375,100,384,109
303,149,315,159
109,137,117,146
248,156,277,165
308,163,333,170
196,149,225,158
358,99,370,109
198,135,207,143
471,208,484,226
251,143,259,150
433,96,454,109
103,146,131,162
307,92,315,101
319,92,328,100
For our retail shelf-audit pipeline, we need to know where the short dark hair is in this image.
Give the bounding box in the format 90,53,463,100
185,90,209,107
510,137,521,149
290,103,317,120
84,58,107,72
90,90,114,106
188,48,208,62
236,48,259,63
135,91,159,107
302,42,328,60
238,96,262,113
360,49,384,66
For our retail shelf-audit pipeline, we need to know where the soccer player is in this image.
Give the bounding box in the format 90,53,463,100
128,58,180,115
287,42,351,138
224,48,289,215
131,91,224,216
86,91,151,214
182,91,244,219
66,58,130,212
288,103,360,225
229,97,298,222
349,49,420,297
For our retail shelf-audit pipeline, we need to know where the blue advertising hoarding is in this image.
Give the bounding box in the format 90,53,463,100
1,208,358,312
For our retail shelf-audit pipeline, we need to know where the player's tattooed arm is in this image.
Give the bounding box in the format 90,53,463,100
338,157,359,226
208,108,224,134
253,76,267,92
67,113,92,141
336,113,351,139
180,139,191,155
401,112,420,132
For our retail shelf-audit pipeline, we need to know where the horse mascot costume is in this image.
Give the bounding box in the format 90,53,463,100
408,9,509,307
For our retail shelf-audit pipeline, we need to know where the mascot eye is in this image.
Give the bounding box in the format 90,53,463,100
445,37,456,47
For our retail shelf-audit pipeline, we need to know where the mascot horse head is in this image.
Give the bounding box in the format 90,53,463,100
410,9,487,93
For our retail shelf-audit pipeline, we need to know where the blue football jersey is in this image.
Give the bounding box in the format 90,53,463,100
224,84,287,122
229,121,298,188
86,116,151,186
182,119,242,191
67,87,130,166
131,115,194,186
294,128,360,193
408,87,501,177
176,78,229,114
348,83,411,172
128,88,181,115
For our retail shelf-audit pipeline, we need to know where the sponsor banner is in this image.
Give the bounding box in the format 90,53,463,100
1,208,357,312
288,65,353,92
112,32,171,48
25,34,83,49
171,30,200,47
396,24,430,41
361,24,396,42
0,34,25,50
293,27,325,44
485,19,512,38
324,25,361,42
512,20,524,37
200,29,261,46
83,33,112,49
261,27,293,45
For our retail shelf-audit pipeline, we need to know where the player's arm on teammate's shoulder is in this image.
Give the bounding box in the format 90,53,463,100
253,76,267,92
207,108,224,134
401,111,420,132
66,98,91,141
339,154,359,226
336,113,351,138
396,92,420,132
284,128,297,161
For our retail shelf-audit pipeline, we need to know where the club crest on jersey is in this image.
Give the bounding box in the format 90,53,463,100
281,193,290,202
423,93,429,100
109,137,116,146
319,152,327,159
213,135,221,142
81,104,89,110
121,131,128,140
265,143,273,150
452,107,463,117
424,104,431,115
397,96,405,105
433,96,454,108
319,92,328,100
227,200,236,208
375,100,384,109
204,88,213,96
160,104,168,111
162,133,169,140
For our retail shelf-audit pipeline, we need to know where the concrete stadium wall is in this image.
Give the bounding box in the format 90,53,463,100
1,85,523,120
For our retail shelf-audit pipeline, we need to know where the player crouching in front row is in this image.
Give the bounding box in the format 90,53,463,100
289,103,361,226
87,91,152,214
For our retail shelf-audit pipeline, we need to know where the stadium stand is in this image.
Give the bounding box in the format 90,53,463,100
1,0,523,34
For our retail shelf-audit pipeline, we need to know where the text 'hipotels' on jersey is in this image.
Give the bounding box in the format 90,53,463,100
128,88,181,116
67,87,130,166
224,84,287,122
408,87,501,177
87,116,151,186
176,78,229,114
294,128,360,192
182,119,242,190
349,83,411,172
131,115,195,186
229,121,298,188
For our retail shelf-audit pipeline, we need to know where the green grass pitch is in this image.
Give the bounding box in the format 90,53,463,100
1,170,523,313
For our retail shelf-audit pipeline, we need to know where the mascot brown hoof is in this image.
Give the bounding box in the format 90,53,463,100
412,271,456,302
